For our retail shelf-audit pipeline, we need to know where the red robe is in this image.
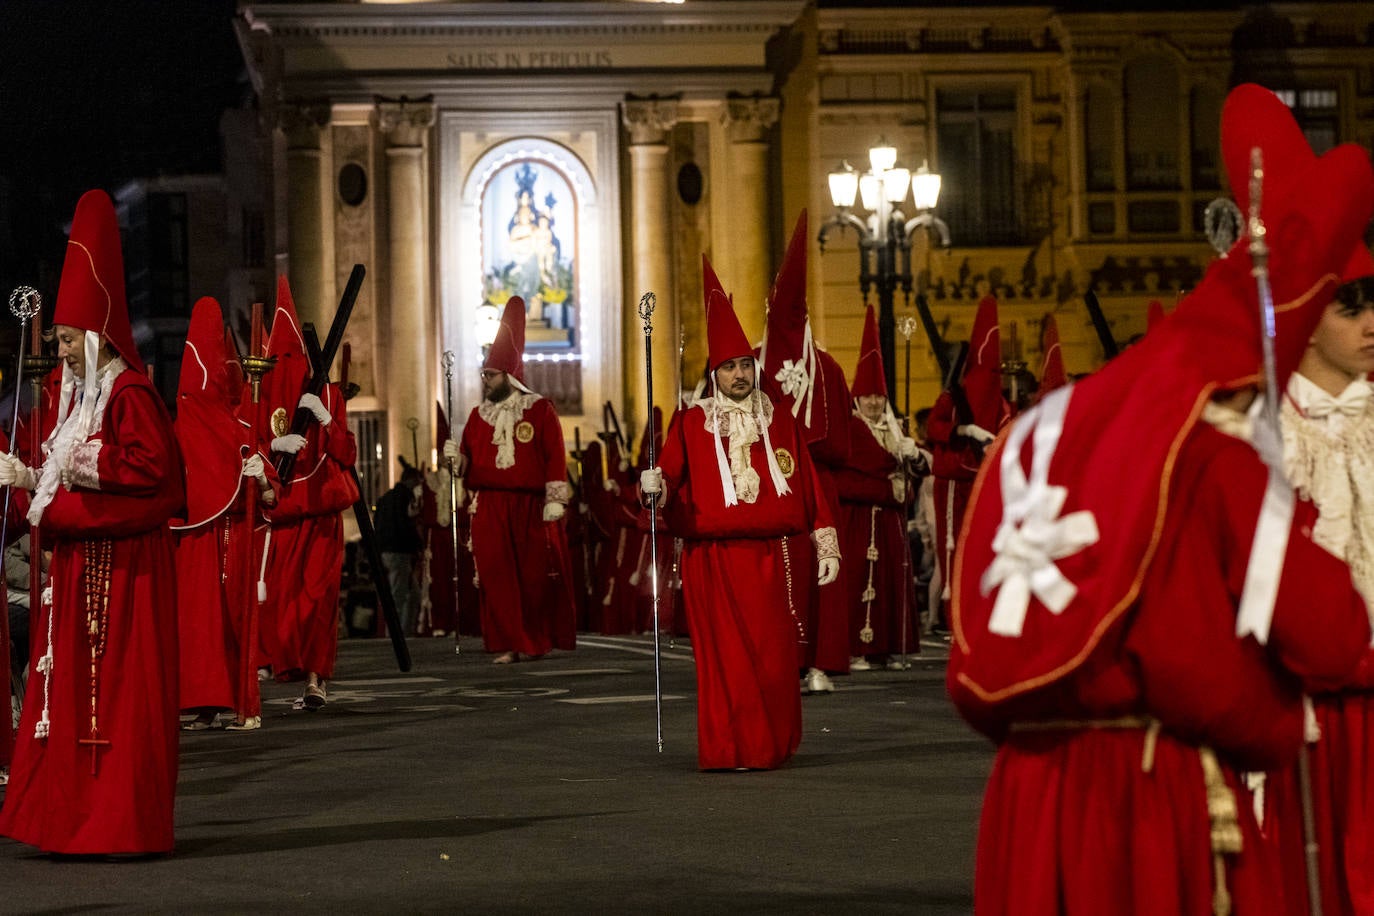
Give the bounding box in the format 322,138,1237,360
834,413,919,658
1,369,185,854
264,385,357,681
460,394,575,657
658,394,834,770
949,423,1371,915
928,389,982,626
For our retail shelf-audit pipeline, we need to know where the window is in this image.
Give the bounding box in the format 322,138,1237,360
1286,88,1340,155
1190,85,1224,190
350,410,387,510
1124,55,1181,191
936,88,1022,246
1084,83,1116,192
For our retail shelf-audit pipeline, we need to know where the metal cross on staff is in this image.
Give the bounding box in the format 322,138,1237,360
442,350,463,656
638,291,664,753
1,286,43,551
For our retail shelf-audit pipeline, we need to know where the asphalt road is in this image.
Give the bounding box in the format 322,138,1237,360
1,633,991,915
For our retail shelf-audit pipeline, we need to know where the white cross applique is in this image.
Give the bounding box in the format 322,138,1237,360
980,386,1100,638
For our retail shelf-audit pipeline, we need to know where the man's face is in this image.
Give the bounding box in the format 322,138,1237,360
55,324,91,379
481,369,512,403
857,394,887,422
714,356,756,402
1308,289,1374,384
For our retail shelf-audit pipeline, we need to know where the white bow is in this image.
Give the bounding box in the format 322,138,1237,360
1305,381,1372,419
980,386,1100,638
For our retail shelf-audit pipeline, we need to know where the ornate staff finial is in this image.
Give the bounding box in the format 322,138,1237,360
8,286,42,322
638,291,656,336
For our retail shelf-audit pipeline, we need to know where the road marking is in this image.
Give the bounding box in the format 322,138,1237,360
330,677,444,686
524,668,633,677
576,638,695,662
557,694,686,705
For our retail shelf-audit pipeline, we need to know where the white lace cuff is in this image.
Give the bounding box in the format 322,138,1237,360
64,441,102,491
811,526,840,561
546,480,572,505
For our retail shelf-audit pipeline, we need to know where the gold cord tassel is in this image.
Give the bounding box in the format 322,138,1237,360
1199,747,1242,916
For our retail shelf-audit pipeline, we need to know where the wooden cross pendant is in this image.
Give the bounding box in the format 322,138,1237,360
78,732,111,776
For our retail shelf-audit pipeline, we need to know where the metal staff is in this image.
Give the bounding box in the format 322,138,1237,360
1247,148,1322,916
1,287,43,552
406,416,420,467
443,350,462,656
638,291,663,753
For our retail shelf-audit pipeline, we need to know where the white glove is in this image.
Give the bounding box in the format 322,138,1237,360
442,440,459,464
817,556,839,586
956,423,995,445
299,392,331,426
898,437,919,459
271,434,307,455
891,474,908,504
242,453,268,482
639,467,663,495
543,501,566,522
0,454,36,490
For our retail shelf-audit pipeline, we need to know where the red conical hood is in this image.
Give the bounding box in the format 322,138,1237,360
761,210,810,361
222,324,245,409
53,189,142,371
1146,300,1166,332
175,297,247,528
259,275,309,445
851,304,887,399
483,296,526,383
703,255,752,373
964,295,1010,432
1222,83,1374,385
1038,313,1067,395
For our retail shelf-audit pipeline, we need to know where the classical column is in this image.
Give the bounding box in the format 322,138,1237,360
722,97,779,342
377,98,437,481
280,103,334,334
622,98,680,434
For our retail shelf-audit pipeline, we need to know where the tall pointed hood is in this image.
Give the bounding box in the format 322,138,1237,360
1038,313,1067,395
53,189,142,372
259,275,309,447
174,297,247,528
851,304,888,399
963,295,1010,433
483,296,527,384
760,210,811,366
703,255,751,374
1146,300,1166,332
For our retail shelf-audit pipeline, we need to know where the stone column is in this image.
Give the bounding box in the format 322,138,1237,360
377,99,437,481
280,103,334,334
622,98,680,435
722,97,780,342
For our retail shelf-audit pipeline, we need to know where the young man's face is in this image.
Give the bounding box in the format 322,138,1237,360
857,394,887,422
481,369,512,403
713,356,756,402
1308,287,1374,384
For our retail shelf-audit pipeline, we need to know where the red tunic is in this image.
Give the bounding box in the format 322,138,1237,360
949,423,1371,914
1,369,185,854
928,389,982,625
834,413,918,658
264,385,357,681
658,395,834,770
460,395,575,656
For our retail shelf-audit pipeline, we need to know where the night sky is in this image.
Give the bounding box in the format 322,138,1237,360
0,0,243,296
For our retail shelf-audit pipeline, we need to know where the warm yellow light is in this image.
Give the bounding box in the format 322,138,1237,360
869,144,897,173
858,174,881,211
912,161,942,210
828,163,858,208
883,167,910,203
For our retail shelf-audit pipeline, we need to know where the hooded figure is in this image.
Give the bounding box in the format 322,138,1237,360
834,304,924,667
642,255,838,771
947,86,1374,915
453,296,576,663
0,189,185,855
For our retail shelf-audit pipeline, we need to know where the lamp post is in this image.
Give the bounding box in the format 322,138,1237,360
818,145,950,401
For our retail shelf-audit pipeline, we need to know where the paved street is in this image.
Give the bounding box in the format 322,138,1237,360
2,633,990,915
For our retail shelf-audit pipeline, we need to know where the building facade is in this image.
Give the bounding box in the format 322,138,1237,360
235,1,1374,478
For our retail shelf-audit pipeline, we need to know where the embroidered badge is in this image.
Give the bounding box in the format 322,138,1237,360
515,420,535,443
775,447,795,478
271,407,290,438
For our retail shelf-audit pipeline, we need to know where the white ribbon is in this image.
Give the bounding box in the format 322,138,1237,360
980,386,1100,637
1235,396,1294,646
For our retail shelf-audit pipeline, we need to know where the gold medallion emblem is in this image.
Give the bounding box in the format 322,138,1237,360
775,447,795,478
270,406,290,438
515,420,535,444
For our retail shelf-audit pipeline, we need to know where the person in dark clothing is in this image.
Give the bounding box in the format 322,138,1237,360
375,462,425,636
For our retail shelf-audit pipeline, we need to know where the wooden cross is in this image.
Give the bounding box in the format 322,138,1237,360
78,731,111,776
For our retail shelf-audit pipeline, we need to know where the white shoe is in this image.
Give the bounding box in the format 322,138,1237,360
886,658,909,671
805,668,834,694
849,656,873,671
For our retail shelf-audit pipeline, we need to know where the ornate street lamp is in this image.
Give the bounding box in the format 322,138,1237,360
819,147,950,400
